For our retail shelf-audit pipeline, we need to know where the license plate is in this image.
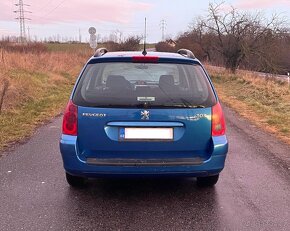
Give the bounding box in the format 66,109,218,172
119,127,173,141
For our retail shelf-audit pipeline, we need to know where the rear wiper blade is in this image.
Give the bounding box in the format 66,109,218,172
178,98,206,108
170,104,205,108
88,104,206,109
192,105,205,108
154,104,205,108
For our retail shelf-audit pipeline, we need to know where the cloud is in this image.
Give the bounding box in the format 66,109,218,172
0,0,152,24
234,0,290,9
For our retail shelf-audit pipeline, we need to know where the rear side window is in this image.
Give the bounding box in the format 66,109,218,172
73,62,216,108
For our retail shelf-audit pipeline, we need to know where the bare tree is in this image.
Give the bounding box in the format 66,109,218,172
188,18,217,62
102,36,141,51
194,2,287,72
118,36,141,51
155,41,176,52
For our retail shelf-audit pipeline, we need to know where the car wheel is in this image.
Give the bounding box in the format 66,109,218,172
66,172,86,188
196,174,219,187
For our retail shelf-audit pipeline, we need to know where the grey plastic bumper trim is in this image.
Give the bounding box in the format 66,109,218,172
86,158,204,166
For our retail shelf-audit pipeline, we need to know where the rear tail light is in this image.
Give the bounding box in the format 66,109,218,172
132,56,159,63
62,100,78,136
212,102,226,136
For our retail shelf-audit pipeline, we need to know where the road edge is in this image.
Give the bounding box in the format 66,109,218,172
223,104,290,171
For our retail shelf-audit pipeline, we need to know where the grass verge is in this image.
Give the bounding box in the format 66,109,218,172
0,46,90,151
0,83,71,150
208,66,290,145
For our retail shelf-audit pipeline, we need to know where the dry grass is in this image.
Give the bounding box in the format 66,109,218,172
0,44,91,150
207,65,290,145
1,43,289,150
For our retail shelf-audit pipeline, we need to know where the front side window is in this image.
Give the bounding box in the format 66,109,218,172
73,62,216,108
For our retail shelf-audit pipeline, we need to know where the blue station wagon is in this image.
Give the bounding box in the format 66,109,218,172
60,48,228,187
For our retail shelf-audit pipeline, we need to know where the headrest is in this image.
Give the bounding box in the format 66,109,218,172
159,75,175,88
106,75,129,89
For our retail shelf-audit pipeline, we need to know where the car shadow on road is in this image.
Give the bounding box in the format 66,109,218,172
61,178,224,230
90,177,208,197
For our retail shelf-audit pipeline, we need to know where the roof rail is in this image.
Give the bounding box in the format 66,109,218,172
94,48,108,57
177,49,195,59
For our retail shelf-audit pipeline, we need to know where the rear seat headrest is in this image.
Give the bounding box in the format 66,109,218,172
159,75,175,88
106,75,130,90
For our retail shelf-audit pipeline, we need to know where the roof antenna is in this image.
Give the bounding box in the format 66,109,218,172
142,17,147,56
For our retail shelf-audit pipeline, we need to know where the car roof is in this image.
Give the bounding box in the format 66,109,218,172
96,51,187,59
88,51,201,65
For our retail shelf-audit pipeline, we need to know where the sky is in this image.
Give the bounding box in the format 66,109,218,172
0,0,290,43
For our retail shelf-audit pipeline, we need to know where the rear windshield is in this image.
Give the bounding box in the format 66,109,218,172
73,62,216,108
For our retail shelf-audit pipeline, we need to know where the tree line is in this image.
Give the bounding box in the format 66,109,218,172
156,3,290,74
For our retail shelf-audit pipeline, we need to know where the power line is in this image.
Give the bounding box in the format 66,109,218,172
41,0,67,18
14,0,31,43
38,0,54,12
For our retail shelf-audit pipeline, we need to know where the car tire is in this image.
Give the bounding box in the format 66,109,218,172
66,172,86,188
196,174,219,187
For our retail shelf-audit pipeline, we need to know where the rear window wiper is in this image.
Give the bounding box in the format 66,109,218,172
192,105,205,108
149,104,205,108
167,104,205,108
84,103,206,109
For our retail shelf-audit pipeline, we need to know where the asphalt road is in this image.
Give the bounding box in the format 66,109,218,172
0,106,289,231
209,65,290,84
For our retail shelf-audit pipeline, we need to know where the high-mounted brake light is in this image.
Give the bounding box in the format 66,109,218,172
62,100,78,136
132,56,159,63
212,102,226,136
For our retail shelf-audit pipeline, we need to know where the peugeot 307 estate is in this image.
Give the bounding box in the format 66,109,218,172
59,48,228,187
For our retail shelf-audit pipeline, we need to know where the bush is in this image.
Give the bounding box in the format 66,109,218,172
155,42,176,52
102,41,120,51
119,36,141,51
102,36,141,52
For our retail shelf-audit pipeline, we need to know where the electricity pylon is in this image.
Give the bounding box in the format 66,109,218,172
14,0,31,43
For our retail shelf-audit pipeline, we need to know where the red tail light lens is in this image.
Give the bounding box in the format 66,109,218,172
212,102,226,136
62,100,78,136
132,56,159,63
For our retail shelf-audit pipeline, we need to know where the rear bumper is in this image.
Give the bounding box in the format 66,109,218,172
59,135,228,177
